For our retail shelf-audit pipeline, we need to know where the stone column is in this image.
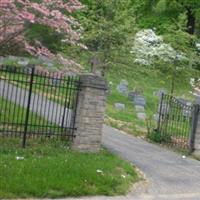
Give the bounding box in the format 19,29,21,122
72,74,107,152
192,95,200,157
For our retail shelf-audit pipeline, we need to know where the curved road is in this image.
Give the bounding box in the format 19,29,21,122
101,125,200,200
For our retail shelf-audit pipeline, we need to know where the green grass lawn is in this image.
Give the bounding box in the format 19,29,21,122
0,138,139,198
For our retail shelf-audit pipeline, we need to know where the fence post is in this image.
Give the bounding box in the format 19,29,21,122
191,95,200,156
157,93,164,133
22,66,35,148
71,74,107,152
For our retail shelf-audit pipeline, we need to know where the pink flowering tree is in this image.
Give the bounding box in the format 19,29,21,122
0,0,84,71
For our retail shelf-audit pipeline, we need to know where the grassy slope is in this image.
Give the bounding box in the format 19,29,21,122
105,63,199,136
0,97,59,135
102,10,200,136
0,138,139,198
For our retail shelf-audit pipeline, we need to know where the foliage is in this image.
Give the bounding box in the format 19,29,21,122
147,130,172,144
77,0,136,75
0,0,84,71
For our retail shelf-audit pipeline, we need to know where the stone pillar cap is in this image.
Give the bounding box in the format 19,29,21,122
79,73,107,90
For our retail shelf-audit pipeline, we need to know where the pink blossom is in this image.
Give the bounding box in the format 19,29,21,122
0,0,84,69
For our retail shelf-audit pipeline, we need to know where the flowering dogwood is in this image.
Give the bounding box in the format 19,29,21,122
0,0,84,71
130,29,186,66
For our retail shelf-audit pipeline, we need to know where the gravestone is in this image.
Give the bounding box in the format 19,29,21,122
134,95,146,107
137,112,147,120
114,103,125,111
135,105,145,112
117,80,128,95
128,88,143,101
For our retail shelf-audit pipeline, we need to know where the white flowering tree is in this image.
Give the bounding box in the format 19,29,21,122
130,29,188,94
130,29,186,66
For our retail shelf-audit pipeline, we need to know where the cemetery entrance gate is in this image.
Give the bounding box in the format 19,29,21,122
157,94,194,150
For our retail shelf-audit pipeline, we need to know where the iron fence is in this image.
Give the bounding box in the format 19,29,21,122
157,93,193,150
0,65,80,147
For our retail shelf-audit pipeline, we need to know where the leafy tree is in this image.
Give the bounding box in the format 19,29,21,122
151,0,200,34
0,0,84,67
78,0,135,76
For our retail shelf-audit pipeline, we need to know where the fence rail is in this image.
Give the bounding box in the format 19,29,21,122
0,65,80,147
157,93,193,150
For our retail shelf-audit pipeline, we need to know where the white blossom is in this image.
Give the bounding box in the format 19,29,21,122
130,29,186,66
196,43,200,51
190,78,195,87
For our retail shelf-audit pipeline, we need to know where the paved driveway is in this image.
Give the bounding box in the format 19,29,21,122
101,125,200,200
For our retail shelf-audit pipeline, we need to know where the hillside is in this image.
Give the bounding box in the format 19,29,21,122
75,0,200,136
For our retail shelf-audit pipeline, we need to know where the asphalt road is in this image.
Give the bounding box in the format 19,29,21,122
102,125,200,200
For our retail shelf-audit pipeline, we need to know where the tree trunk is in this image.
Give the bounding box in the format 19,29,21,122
186,8,195,35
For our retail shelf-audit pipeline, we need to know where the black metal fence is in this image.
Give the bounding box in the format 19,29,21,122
0,65,80,147
157,94,193,150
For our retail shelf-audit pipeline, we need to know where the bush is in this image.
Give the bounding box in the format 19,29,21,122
147,130,172,144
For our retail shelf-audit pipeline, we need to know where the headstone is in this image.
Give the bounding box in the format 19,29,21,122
137,112,147,120
134,95,146,107
135,105,145,112
117,80,128,95
128,88,143,101
114,103,125,111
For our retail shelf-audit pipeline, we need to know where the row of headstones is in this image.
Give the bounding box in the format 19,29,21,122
115,80,192,121
115,80,147,121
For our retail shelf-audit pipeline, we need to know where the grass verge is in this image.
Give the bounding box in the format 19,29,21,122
0,138,139,198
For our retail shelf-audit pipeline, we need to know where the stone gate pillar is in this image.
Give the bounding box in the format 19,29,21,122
72,74,107,152
192,92,200,157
